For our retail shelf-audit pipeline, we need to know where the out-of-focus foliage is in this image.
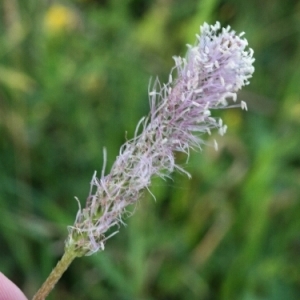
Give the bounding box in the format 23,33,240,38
1,0,300,299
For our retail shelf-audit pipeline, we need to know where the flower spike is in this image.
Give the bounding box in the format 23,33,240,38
66,22,255,256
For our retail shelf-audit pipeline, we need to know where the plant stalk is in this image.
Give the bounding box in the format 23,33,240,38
32,248,77,300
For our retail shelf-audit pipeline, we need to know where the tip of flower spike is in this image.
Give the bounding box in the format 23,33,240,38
214,21,221,30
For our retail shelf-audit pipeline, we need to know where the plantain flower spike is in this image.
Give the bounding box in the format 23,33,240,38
66,22,255,256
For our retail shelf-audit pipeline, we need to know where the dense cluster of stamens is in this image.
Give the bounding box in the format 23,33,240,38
66,22,255,256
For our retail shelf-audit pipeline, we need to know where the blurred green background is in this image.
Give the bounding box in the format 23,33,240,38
1,0,300,299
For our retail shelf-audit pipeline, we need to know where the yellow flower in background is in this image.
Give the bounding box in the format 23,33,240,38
44,4,77,34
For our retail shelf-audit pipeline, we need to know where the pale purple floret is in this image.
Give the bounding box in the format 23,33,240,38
66,22,255,256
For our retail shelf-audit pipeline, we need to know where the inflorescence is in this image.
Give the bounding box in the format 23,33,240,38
66,22,255,256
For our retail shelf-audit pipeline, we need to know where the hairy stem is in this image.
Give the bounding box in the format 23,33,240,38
32,248,77,300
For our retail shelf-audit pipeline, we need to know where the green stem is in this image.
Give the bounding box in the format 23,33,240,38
32,248,77,300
